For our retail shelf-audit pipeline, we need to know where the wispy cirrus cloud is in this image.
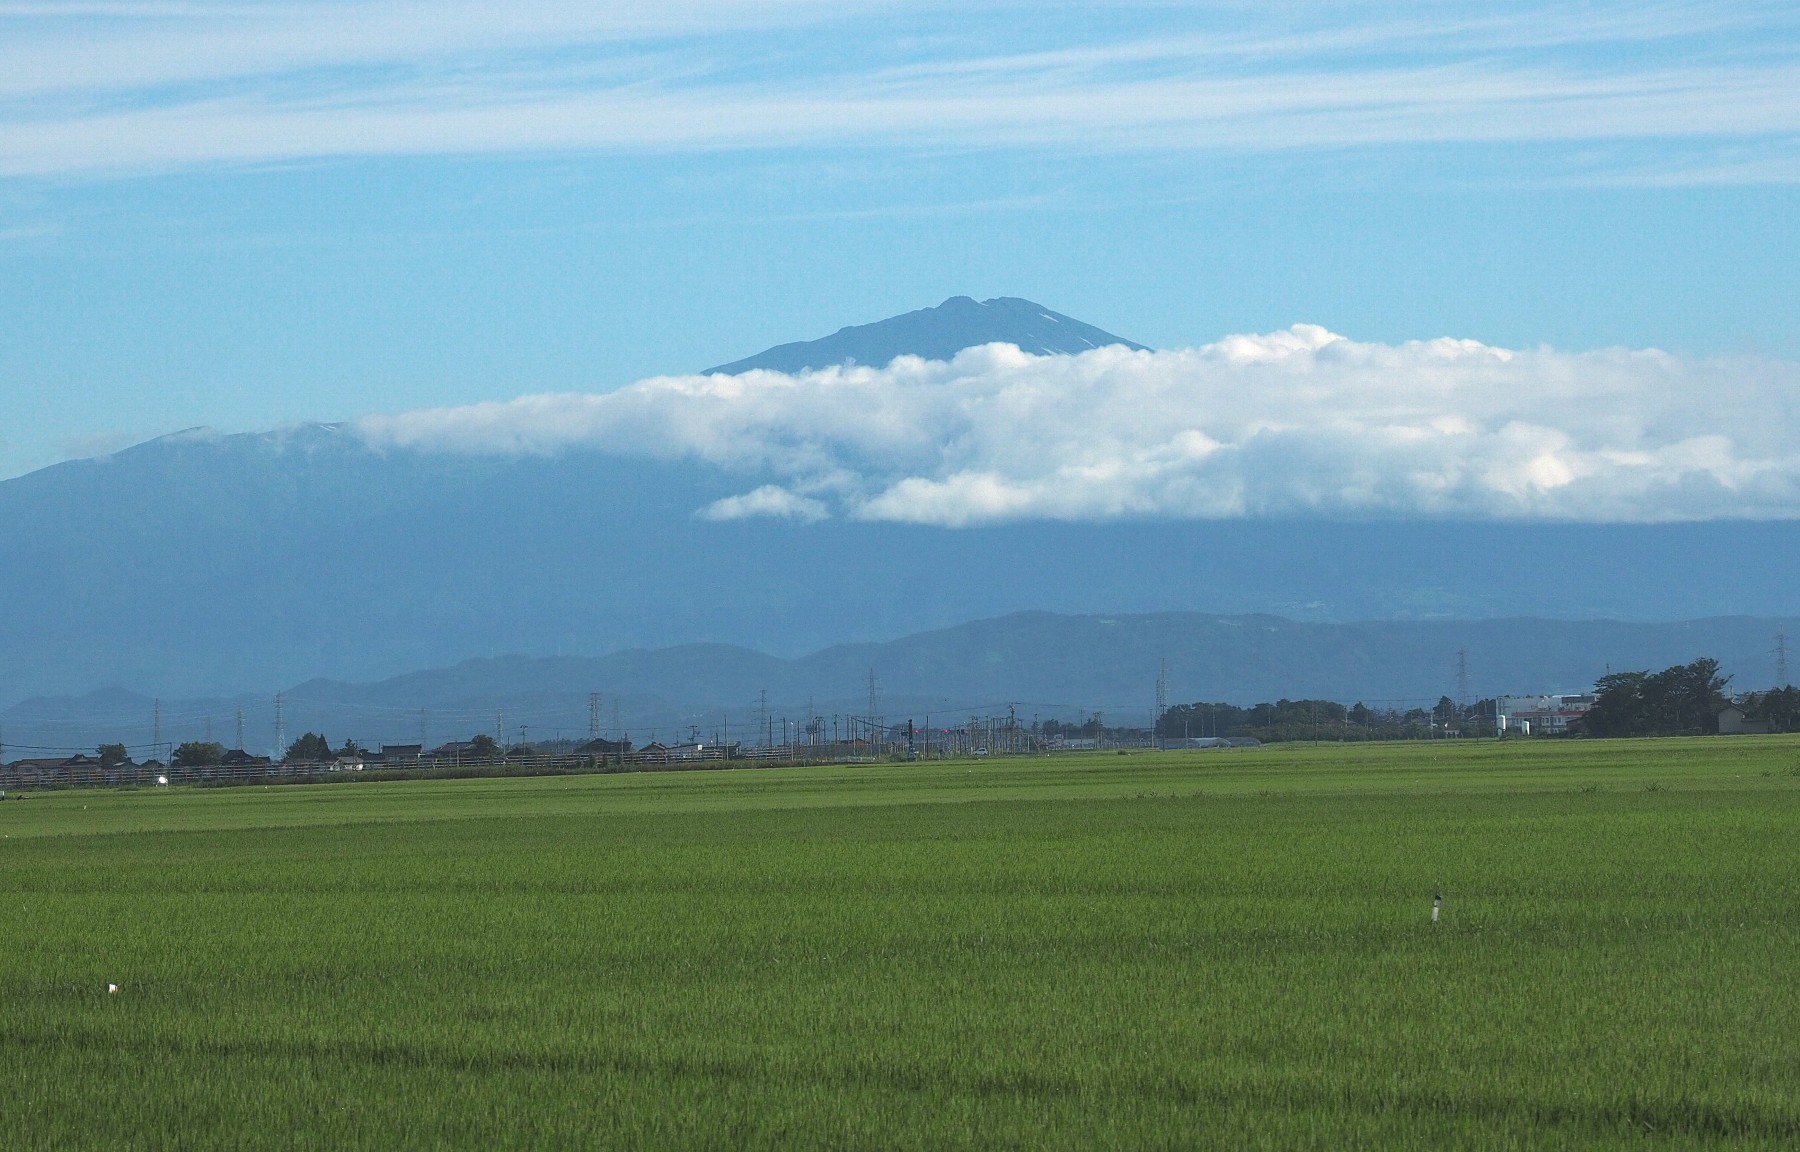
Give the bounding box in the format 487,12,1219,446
356,328,1800,526
1,2,1796,178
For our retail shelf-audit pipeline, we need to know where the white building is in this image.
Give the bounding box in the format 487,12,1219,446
1496,694,1596,735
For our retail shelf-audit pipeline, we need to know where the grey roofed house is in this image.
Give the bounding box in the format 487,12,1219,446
1718,706,1771,735
7,755,85,770
575,737,631,756
379,743,423,762
2,753,103,784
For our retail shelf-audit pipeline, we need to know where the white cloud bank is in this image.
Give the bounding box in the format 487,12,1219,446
356,327,1800,526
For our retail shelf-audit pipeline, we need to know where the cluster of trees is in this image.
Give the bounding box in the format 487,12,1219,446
1156,697,1492,743
1039,715,1109,739
1582,659,1730,737
172,741,225,767
282,732,368,762
1739,686,1800,732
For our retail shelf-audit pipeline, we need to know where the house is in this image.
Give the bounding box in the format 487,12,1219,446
575,737,632,757
1,753,125,784
4,755,84,784
220,749,272,768
378,743,422,764
1718,706,1771,736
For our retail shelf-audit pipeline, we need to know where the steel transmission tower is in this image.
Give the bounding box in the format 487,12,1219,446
1154,659,1167,747
867,670,880,746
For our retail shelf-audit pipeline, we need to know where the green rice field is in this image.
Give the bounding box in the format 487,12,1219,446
4,738,1798,1149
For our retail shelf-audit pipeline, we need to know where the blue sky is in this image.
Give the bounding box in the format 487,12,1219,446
1,1,1798,480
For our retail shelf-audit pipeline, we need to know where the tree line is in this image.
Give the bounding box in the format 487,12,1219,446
1155,697,1485,743
1584,658,1796,736
165,731,506,768
1156,657,1792,742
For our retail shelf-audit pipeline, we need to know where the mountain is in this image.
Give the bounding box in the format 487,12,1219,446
703,295,1148,374
1,296,1797,713
4,610,1787,753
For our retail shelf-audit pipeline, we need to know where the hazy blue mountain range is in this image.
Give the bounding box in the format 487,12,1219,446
1,296,1796,720
4,610,1787,755
704,295,1149,373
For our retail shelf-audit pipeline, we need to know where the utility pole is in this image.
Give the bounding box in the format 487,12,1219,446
272,693,284,760
759,689,768,749
420,708,428,750
1777,625,1791,688
153,698,163,749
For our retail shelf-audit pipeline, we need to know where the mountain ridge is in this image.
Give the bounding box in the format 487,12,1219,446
4,610,1787,754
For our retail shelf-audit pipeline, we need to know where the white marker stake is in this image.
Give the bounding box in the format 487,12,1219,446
1432,886,1443,925
107,984,119,994
1431,905,1439,924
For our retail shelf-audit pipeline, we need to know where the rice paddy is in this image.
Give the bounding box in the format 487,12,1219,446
3,738,1798,1149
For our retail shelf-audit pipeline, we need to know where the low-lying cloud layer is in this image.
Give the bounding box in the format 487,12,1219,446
357,327,1800,525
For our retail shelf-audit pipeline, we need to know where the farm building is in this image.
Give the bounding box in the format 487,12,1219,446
1717,706,1771,735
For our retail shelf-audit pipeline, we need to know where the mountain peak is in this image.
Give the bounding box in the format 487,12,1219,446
704,295,1148,375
